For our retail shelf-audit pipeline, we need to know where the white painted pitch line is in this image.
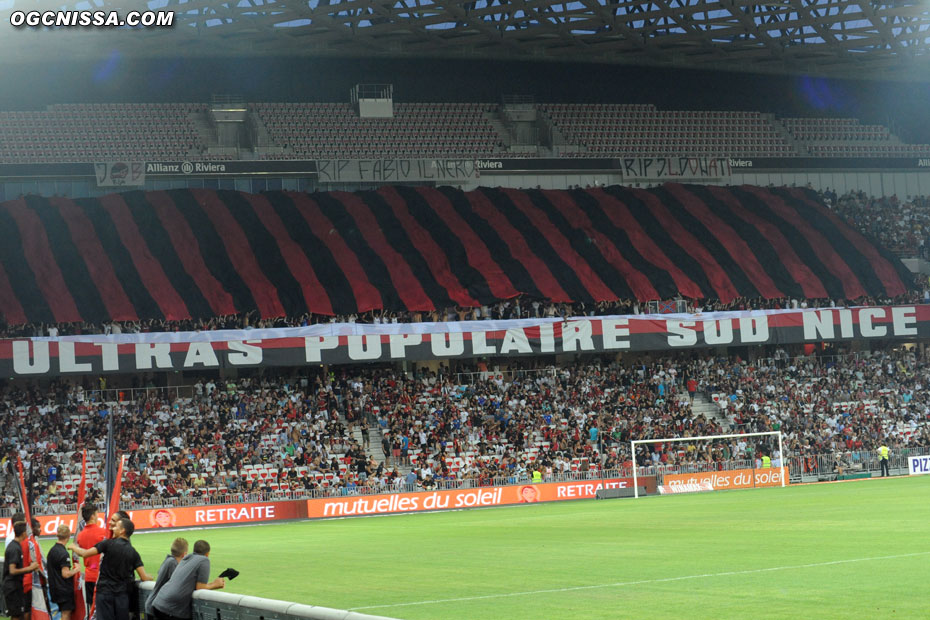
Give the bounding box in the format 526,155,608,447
348,551,930,611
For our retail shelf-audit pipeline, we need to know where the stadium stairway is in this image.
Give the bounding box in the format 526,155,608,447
483,109,514,149
692,393,729,429
351,424,388,466
190,110,219,152
538,108,568,151
770,117,807,156
248,111,276,149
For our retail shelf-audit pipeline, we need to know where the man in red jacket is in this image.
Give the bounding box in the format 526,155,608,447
75,505,107,608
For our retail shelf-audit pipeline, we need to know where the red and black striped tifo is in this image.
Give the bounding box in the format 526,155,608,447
0,184,914,325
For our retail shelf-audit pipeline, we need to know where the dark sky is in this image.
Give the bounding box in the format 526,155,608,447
1,55,928,143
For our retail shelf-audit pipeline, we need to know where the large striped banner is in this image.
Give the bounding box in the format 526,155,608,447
0,305,925,377
0,184,912,326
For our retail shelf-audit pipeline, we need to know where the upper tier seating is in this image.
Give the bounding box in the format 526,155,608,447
782,117,891,142
0,103,211,163
252,102,508,160
539,103,796,157
0,101,927,162
808,144,930,157
782,117,930,157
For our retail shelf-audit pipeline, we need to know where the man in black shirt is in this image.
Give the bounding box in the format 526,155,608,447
3,522,39,620
46,525,80,620
69,517,153,620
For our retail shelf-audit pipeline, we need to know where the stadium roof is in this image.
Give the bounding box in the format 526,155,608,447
1,0,929,79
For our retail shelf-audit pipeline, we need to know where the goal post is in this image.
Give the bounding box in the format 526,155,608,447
631,431,785,498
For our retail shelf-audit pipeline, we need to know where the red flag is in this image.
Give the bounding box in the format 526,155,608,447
76,450,88,510
106,454,127,538
16,459,52,620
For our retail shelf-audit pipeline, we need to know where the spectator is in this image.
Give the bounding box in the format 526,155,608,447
145,538,189,618
150,540,225,620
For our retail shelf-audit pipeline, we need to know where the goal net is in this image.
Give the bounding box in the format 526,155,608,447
631,431,787,498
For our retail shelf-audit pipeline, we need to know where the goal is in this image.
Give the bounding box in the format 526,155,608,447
631,431,786,498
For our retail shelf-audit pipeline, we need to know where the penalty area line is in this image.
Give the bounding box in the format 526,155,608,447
348,550,930,611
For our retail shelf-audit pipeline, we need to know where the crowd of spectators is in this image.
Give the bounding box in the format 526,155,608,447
691,348,930,454
826,188,930,259
2,345,929,513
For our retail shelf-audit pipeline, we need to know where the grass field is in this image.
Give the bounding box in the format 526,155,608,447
51,476,930,619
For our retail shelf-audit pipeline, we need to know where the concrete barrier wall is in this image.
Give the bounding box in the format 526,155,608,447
138,581,398,620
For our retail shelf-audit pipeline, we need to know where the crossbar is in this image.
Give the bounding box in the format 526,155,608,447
632,431,781,446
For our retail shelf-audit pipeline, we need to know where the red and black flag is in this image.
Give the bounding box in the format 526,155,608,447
103,411,127,532
0,185,914,325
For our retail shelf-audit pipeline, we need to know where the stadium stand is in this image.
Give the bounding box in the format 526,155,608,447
0,97,927,518
807,144,930,158
252,102,506,160
781,117,930,158
0,101,928,162
3,348,927,513
0,103,211,163
539,104,796,157
781,117,892,142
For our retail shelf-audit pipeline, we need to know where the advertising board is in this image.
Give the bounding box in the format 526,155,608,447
661,468,788,491
306,477,657,519
908,456,930,475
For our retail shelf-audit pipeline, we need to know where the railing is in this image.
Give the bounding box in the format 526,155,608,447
77,385,197,404
351,84,393,101
751,352,864,367
788,448,917,480
211,94,246,107
502,94,535,107
454,367,558,384
892,248,927,260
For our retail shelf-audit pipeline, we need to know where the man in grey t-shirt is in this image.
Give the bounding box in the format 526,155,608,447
144,538,188,617
150,540,224,620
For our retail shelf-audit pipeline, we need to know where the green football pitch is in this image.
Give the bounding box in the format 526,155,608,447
62,476,930,618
